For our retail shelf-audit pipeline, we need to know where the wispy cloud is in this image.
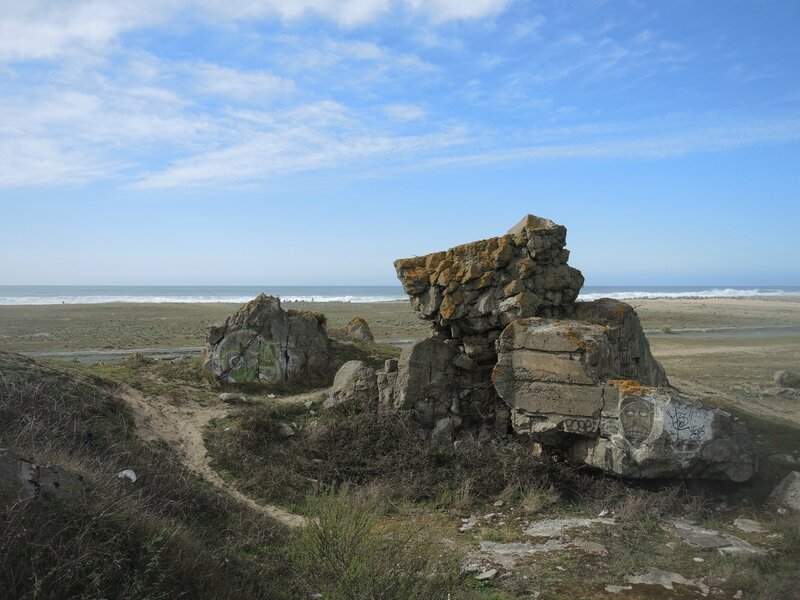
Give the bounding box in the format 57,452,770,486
0,1,797,192
193,63,295,101
383,103,427,121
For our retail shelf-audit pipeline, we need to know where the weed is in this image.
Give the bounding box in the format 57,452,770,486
520,485,560,515
289,489,459,600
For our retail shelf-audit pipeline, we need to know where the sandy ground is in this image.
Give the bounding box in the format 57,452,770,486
1,296,799,351
117,383,323,528
1,295,798,425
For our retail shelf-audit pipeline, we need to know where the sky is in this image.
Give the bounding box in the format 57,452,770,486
0,0,798,286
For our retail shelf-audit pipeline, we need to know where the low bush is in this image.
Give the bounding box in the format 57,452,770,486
290,489,459,600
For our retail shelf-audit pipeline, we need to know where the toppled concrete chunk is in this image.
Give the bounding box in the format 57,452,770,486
1,449,89,501
324,360,378,409
572,388,756,481
493,309,755,481
204,294,329,384
770,471,800,512
338,316,374,342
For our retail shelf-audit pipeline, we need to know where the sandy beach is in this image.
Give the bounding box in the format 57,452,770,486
2,297,799,414
2,296,799,351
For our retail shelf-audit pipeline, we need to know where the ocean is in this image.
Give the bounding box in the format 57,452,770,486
1,285,799,306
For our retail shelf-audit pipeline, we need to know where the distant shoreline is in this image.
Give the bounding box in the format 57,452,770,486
1,285,799,306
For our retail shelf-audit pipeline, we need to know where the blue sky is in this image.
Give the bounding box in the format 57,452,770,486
1,0,798,285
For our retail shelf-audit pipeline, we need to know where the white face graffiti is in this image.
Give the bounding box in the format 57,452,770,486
620,397,654,447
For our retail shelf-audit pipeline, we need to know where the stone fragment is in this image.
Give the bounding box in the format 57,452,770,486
605,585,633,594
116,469,137,483
664,518,765,554
459,516,479,532
0,449,89,501
278,423,296,438
219,392,249,404
475,569,498,581
770,471,800,512
203,294,329,384
324,360,378,409
339,316,374,342
478,540,565,568
733,518,766,534
625,568,709,595
524,517,616,538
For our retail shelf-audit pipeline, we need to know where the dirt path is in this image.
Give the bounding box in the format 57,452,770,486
117,384,324,528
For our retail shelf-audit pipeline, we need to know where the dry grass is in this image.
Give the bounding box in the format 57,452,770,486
0,351,293,599
290,489,459,600
520,485,561,515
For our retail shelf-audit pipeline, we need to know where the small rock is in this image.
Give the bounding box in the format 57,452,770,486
475,569,498,581
626,568,709,595
693,557,705,563
770,472,800,513
605,585,632,594
462,563,482,575
733,518,767,534
524,517,616,538
494,500,504,507
598,509,610,517
117,469,137,483
666,518,765,555
459,516,479,532
278,423,295,438
219,392,247,404
733,590,743,599
268,393,276,399
555,566,566,572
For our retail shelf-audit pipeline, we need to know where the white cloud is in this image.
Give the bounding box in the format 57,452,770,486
0,0,513,65
133,125,465,188
384,103,427,121
0,137,117,187
405,0,510,22
194,63,295,101
197,0,393,27
0,1,172,62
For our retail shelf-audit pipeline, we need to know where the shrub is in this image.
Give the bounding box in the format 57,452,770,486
290,489,458,600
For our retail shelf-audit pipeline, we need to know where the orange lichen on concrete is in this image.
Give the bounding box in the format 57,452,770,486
607,379,656,396
610,302,631,319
